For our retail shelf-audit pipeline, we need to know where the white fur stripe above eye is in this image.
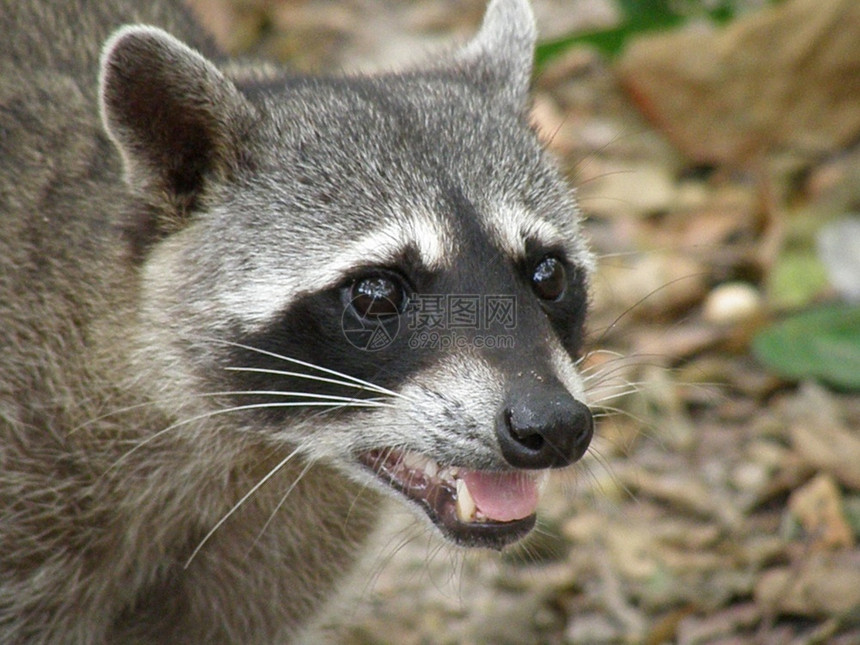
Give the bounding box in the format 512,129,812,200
487,204,566,258
220,211,456,329
324,211,456,278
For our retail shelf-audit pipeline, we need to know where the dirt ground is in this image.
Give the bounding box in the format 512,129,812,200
189,1,860,642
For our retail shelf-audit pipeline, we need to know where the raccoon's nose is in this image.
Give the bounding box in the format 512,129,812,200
497,384,593,469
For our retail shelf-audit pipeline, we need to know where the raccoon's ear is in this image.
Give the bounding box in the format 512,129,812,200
455,0,537,109
99,26,255,226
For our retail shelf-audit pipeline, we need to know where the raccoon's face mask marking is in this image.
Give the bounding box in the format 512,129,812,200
343,248,592,549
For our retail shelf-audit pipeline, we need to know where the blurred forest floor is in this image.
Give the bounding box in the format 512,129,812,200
188,1,860,642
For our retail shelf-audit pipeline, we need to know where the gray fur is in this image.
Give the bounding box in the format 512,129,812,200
0,0,593,642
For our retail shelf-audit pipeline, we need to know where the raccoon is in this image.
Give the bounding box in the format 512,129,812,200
0,0,595,641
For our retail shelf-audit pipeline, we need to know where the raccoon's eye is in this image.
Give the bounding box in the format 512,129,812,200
349,274,407,319
532,256,566,301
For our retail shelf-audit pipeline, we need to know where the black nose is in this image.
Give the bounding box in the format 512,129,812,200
496,382,593,469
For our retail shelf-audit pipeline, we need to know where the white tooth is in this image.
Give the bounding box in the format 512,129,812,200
401,451,426,471
456,479,476,523
423,461,438,478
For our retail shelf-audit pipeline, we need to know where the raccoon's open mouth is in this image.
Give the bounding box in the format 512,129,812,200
359,449,546,549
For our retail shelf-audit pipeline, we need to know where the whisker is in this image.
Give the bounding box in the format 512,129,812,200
590,405,655,429
592,241,729,263
246,456,317,558
72,399,174,435
106,400,385,473
72,389,391,435
202,338,411,402
230,390,395,406
577,348,627,366
589,387,648,404
581,360,642,381
576,454,637,505
585,374,653,391
584,352,679,371
588,273,710,346
358,517,423,603
225,366,402,401
184,444,306,569
564,125,645,181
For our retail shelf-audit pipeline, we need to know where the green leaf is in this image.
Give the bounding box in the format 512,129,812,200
535,14,682,64
752,304,860,391
616,0,680,24
535,0,778,67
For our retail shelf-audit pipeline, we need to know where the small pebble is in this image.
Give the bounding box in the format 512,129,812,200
702,282,761,323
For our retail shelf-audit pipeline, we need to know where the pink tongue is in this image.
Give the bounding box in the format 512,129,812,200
460,471,539,522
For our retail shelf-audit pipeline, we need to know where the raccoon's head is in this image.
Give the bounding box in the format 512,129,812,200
100,0,594,549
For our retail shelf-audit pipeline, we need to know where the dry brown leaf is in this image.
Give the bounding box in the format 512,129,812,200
756,553,860,617
616,0,860,164
788,473,855,550
788,385,860,490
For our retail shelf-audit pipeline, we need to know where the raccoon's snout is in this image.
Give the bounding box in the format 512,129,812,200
497,382,593,469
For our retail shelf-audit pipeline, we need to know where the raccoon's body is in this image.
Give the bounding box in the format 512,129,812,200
0,0,595,642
